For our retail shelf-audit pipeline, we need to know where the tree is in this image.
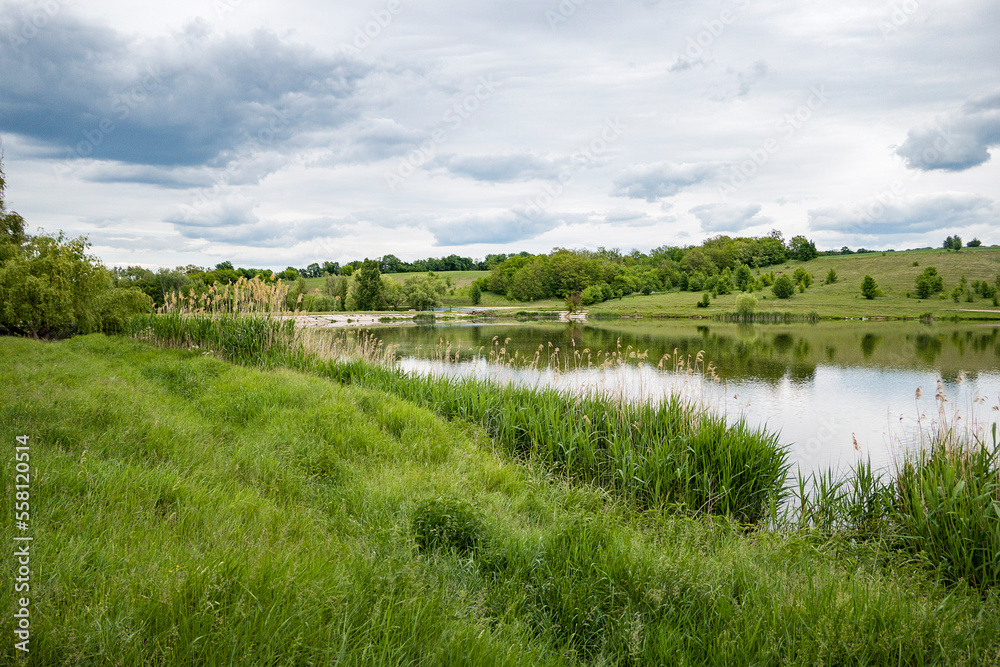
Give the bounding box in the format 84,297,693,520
353,259,384,310
788,235,818,261
736,292,757,316
943,235,962,251
772,274,795,299
382,276,405,309
860,275,879,299
825,268,838,284
967,238,982,248
915,266,944,299
324,275,349,311
733,264,754,292
403,273,446,310
469,281,482,305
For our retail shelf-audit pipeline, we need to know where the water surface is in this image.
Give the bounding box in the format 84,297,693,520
366,320,1000,477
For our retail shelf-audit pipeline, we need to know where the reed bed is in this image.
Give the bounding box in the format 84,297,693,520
786,382,1000,591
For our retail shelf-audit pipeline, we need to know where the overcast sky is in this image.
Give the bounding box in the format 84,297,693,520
1,0,998,270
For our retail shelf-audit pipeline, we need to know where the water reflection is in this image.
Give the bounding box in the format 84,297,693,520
351,320,1000,477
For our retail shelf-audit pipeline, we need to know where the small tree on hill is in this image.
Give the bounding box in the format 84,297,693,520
772,274,795,299
967,238,982,248
824,268,838,284
860,274,879,300
915,266,944,299
469,281,482,305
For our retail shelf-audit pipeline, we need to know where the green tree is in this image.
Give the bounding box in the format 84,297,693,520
967,238,982,247
915,266,944,299
353,259,384,310
382,277,406,309
736,292,757,316
324,275,349,311
824,268,838,284
771,274,795,299
733,264,754,292
403,273,446,310
0,233,111,337
860,274,879,299
469,281,482,305
788,235,818,261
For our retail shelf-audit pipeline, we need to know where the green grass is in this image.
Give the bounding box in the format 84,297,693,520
589,247,1000,319
4,334,1000,665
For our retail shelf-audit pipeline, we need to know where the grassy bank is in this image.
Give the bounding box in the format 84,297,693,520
129,312,789,524
4,334,1000,665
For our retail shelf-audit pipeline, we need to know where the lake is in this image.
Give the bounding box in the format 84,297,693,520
351,319,1000,478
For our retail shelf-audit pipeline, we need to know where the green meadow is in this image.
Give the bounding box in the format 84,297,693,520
3,326,1000,665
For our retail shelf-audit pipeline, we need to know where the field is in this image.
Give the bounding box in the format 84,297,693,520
3,331,1000,665
301,248,1000,319
590,247,1000,320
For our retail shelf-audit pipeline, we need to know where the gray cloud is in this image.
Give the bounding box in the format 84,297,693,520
431,209,568,246
896,91,1000,171
431,153,562,182
689,203,771,232
0,9,372,170
611,162,723,201
808,193,996,235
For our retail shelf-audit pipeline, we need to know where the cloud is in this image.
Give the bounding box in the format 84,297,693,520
611,162,723,201
430,209,568,245
689,203,771,232
0,9,373,170
895,91,1000,171
808,193,996,235
431,153,562,182
710,60,769,102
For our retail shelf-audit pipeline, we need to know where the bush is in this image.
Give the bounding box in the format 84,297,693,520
696,292,711,308
96,287,154,334
915,267,944,299
824,268,838,284
411,497,485,556
469,281,482,305
771,275,795,299
735,292,757,316
860,275,879,300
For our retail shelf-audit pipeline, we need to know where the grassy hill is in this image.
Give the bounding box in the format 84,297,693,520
300,249,1000,318
591,246,1000,319
3,334,1000,664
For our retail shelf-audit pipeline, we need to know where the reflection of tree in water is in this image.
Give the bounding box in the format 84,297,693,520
772,333,794,354
860,333,881,359
793,338,812,360
786,364,816,384
913,333,943,364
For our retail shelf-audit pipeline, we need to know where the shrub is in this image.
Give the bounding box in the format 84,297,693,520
771,275,795,299
824,268,838,284
860,275,879,300
696,292,711,308
915,267,944,299
411,497,485,556
96,287,154,334
735,292,757,316
469,281,482,305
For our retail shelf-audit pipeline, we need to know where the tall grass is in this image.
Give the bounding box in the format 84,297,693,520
6,334,1000,665
787,383,1000,591
129,313,789,524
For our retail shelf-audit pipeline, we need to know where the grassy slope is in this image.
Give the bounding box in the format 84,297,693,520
591,247,1000,319
2,335,1000,665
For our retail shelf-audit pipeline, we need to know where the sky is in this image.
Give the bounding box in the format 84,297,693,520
1,0,998,271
